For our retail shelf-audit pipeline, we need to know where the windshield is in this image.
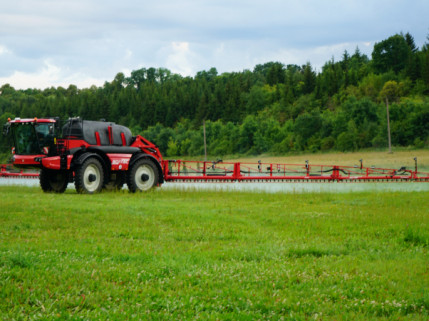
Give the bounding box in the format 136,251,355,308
12,123,55,155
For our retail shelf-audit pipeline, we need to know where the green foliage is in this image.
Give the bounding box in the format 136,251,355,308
1,32,429,157
372,34,411,74
336,121,358,151
166,138,179,157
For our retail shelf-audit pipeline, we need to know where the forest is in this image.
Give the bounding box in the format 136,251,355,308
1,32,429,160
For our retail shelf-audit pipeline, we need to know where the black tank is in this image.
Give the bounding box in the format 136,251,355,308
62,119,133,146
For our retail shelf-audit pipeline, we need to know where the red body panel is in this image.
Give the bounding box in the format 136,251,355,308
13,154,45,166
41,156,71,170
59,138,90,150
131,136,163,162
108,154,132,171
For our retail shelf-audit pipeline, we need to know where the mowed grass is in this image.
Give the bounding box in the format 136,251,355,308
0,186,428,320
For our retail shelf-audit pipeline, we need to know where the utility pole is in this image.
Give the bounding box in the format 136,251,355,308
203,119,207,161
385,97,392,154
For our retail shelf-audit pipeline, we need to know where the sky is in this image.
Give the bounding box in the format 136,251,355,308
0,0,428,90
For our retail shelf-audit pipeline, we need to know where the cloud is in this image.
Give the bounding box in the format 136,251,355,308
165,42,199,76
0,45,11,55
0,60,105,89
0,0,428,89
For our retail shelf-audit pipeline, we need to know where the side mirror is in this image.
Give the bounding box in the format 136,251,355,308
2,123,10,136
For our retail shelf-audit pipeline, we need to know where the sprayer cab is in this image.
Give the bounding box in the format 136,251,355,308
5,118,59,167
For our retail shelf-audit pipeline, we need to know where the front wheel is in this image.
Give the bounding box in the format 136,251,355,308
75,158,104,194
40,168,68,193
127,159,159,192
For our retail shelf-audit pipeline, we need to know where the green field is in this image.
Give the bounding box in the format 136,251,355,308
0,186,428,320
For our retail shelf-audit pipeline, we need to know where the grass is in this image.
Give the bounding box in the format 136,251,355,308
0,186,428,320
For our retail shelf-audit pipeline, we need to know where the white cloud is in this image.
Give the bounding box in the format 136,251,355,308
0,60,105,89
165,42,197,76
125,49,133,60
0,45,11,55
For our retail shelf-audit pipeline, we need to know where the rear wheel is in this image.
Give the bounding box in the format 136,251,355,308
75,158,104,194
40,168,68,193
127,159,159,192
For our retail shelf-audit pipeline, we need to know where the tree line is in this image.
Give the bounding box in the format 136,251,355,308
1,32,429,160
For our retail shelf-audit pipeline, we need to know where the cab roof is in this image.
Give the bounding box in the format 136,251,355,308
8,117,57,124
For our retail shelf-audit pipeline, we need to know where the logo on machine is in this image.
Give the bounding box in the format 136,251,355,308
112,159,128,165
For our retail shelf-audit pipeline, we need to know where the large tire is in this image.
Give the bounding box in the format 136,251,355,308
127,159,159,192
40,168,68,193
104,172,126,191
75,158,104,194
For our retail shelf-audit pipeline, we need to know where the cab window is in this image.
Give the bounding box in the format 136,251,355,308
13,124,40,155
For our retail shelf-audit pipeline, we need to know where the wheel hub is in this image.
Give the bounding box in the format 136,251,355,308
83,163,101,193
135,164,155,191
